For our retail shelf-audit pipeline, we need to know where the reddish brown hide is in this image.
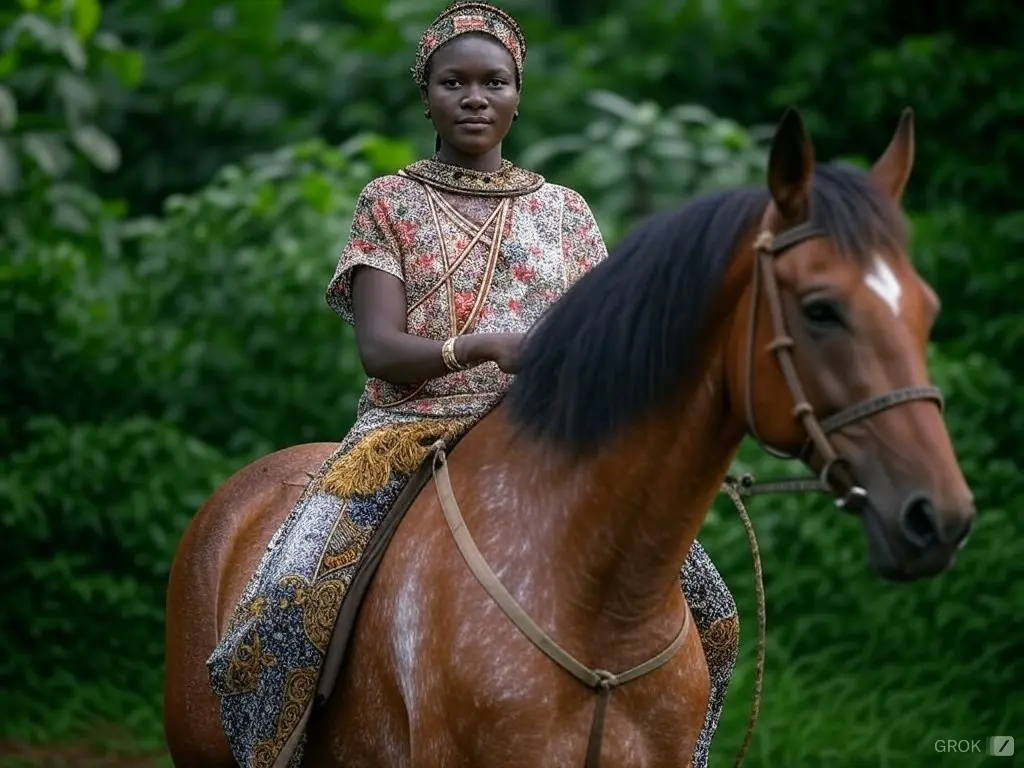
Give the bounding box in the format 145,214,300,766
163,108,974,767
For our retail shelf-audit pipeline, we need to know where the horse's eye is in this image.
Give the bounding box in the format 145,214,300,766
801,298,845,328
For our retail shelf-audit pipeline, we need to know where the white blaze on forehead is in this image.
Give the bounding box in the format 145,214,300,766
865,253,902,316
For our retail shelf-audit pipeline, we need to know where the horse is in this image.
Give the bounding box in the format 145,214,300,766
163,107,975,767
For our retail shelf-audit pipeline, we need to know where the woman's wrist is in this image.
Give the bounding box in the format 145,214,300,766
453,334,489,367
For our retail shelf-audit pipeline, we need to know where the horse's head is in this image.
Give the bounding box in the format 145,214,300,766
728,107,975,582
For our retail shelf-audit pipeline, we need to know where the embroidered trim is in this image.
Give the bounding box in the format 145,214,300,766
372,186,512,411
319,418,474,497
400,157,544,198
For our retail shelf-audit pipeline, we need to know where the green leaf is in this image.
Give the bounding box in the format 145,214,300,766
0,51,15,78
72,0,102,40
586,90,638,122
56,71,98,121
107,49,144,88
22,132,73,176
670,104,716,125
0,137,20,194
58,27,87,71
6,13,59,51
0,85,17,131
70,125,120,172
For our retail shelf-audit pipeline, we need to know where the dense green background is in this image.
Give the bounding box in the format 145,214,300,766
2,0,1021,765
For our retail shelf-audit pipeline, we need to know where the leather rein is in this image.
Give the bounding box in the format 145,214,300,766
428,221,945,767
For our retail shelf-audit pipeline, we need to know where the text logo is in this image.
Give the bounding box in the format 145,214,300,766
988,736,1014,757
934,739,981,753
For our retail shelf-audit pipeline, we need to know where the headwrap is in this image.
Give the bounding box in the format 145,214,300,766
411,2,527,90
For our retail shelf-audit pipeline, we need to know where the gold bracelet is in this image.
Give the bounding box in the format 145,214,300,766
441,336,465,372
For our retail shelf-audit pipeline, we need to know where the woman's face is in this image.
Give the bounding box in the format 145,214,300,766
424,34,520,159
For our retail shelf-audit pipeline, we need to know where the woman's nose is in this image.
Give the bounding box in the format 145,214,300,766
461,88,488,108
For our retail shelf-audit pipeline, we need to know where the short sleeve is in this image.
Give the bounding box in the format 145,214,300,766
325,177,406,326
560,187,609,288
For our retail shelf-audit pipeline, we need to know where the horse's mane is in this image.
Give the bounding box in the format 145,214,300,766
506,162,908,454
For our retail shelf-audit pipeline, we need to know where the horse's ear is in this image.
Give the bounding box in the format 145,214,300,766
870,107,915,202
767,107,814,222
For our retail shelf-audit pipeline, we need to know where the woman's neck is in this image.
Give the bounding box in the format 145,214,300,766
434,145,504,172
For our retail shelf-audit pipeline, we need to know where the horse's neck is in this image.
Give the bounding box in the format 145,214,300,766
530,242,756,634
459,240,756,651
553,365,744,629
469,358,743,650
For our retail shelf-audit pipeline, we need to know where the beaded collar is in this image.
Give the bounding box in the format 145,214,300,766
399,156,545,198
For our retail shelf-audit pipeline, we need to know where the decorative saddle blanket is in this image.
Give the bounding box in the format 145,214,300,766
206,419,470,768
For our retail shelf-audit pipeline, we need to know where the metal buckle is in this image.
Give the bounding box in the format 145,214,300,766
835,485,867,510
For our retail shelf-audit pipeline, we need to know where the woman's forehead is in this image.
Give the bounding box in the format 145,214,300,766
430,34,516,72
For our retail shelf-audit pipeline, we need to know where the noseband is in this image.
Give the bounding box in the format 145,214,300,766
740,222,945,510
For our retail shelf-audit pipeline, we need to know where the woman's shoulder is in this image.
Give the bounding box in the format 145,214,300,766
355,172,423,202
531,181,597,215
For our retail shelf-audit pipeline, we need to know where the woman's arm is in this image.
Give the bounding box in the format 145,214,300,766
561,188,609,287
351,266,522,384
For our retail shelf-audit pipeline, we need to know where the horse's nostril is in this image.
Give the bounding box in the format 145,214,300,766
900,495,938,549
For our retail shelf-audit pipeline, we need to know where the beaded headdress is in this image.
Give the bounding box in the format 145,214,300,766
411,2,527,90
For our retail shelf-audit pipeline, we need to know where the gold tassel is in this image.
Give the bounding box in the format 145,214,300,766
320,418,473,498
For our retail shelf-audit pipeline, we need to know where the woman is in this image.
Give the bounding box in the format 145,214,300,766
207,4,738,767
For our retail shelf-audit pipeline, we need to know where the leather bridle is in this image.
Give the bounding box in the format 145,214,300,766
739,222,945,509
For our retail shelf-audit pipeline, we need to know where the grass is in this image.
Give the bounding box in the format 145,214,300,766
713,641,1009,767
0,681,169,768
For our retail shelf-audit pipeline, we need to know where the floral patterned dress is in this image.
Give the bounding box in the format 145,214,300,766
326,158,602,429
205,157,738,768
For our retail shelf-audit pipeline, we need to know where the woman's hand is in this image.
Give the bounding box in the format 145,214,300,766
457,332,525,374
486,333,525,374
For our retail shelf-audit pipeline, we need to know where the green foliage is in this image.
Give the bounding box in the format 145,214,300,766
115,136,409,454
0,0,138,253
522,93,772,240
2,0,1022,764
0,417,232,745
